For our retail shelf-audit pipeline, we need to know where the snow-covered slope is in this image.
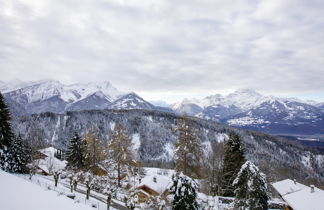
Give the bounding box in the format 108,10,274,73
0,170,93,210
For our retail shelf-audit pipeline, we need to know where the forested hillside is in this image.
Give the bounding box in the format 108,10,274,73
12,109,324,186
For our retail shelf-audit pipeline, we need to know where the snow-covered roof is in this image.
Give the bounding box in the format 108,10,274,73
39,147,57,157
37,147,67,174
136,174,171,195
272,179,324,210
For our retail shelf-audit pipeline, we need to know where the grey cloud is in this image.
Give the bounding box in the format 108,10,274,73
0,0,324,102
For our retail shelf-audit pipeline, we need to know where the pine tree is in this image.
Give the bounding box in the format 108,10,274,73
233,161,268,210
6,135,31,173
0,92,15,171
84,126,105,170
170,172,199,210
107,123,136,187
221,132,246,197
67,132,86,170
0,92,14,149
174,117,203,179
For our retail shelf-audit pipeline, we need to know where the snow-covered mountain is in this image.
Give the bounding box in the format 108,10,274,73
171,98,203,116
110,93,155,110
1,80,156,114
171,89,324,135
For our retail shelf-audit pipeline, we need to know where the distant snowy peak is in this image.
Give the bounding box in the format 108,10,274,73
173,89,322,111
66,81,122,102
2,80,157,114
110,92,155,110
171,89,267,112
170,98,201,110
149,100,170,107
1,80,123,104
4,80,65,103
224,89,266,110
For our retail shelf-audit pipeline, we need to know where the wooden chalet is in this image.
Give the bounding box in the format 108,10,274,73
134,174,171,203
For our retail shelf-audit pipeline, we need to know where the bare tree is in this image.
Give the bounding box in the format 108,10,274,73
53,171,60,187
107,124,136,187
84,172,93,200
174,116,203,178
84,126,106,170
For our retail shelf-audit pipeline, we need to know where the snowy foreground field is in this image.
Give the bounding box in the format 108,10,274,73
0,168,286,210
0,169,96,210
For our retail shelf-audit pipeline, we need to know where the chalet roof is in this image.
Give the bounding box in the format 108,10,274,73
37,147,67,174
272,179,324,210
135,174,171,195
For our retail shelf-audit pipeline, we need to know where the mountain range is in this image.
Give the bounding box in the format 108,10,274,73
1,80,324,136
0,80,157,115
171,89,324,135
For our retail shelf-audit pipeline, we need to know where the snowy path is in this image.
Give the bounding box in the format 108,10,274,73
23,175,127,210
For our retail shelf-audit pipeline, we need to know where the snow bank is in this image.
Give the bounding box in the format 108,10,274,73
0,170,93,210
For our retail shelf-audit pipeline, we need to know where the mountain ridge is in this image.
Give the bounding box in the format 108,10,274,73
170,89,324,135
1,80,156,114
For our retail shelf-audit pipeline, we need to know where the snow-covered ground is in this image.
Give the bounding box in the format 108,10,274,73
0,170,95,210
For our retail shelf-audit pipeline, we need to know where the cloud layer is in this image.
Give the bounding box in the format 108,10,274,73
1,0,324,102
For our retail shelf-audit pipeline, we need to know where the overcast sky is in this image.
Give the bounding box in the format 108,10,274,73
1,0,324,103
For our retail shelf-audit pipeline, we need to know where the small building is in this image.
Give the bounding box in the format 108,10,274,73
134,174,171,203
32,147,67,175
272,179,324,210
88,165,108,176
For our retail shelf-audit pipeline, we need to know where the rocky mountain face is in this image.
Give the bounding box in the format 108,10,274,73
1,80,157,114
11,109,324,184
171,89,324,135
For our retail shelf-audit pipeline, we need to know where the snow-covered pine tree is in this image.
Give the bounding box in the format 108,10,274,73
84,126,106,170
174,116,203,179
233,161,268,210
108,123,136,187
6,135,31,173
67,132,86,170
0,92,15,170
170,172,199,210
221,132,246,197
0,92,14,149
